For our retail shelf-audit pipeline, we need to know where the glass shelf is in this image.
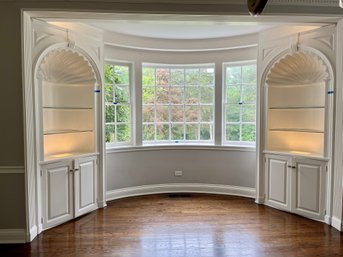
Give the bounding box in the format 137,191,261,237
44,129,93,135
269,106,325,110
269,128,324,133
43,106,93,110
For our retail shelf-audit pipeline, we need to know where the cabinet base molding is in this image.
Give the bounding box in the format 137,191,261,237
28,225,38,242
324,215,331,225
0,229,26,244
331,217,342,231
255,196,265,204
97,200,107,208
106,183,255,201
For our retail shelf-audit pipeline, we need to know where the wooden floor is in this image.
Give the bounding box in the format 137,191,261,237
1,194,343,257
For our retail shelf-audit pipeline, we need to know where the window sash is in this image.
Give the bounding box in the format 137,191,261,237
142,64,215,144
224,62,257,145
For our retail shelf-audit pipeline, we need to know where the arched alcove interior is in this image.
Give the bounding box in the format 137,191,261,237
266,51,329,156
37,48,98,161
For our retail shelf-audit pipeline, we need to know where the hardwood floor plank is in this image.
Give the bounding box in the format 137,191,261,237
0,194,342,257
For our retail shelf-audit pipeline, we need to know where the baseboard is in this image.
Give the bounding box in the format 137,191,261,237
324,215,331,225
28,225,38,242
0,229,26,244
106,183,256,201
97,201,107,208
255,196,265,204
332,217,342,231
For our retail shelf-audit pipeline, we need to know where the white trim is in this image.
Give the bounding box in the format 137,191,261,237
0,166,25,174
325,215,331,225
255,196,265,204
0,229,27,244
106,183,256,201
28,226,38,242
106,145,256,154
331,217,342,231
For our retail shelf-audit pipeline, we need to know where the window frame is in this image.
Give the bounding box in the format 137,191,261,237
104,61,133,148
223,60,257,147
142,63,215,145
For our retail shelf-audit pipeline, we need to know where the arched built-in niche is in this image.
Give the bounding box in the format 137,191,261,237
35,46,101,230
36,48,98,161
265,51,330,157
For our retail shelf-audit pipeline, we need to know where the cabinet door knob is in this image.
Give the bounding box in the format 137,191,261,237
287,165,292,168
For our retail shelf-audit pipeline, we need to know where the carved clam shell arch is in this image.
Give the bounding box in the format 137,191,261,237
266,51,330,86
37,47,97,85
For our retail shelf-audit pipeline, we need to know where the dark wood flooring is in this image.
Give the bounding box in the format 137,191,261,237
1,194,343,257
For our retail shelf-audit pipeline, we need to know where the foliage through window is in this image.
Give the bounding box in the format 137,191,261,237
104,63,132,145
224,62,257,145
142,64,215,144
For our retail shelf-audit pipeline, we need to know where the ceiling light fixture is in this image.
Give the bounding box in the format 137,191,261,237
340,0,343,8
247,0,269,16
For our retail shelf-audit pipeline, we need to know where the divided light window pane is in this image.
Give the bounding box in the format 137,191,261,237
142,64,215,144
104,64,132,146
224,63,257,145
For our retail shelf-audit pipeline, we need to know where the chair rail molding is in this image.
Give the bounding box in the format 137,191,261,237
0,166,25,174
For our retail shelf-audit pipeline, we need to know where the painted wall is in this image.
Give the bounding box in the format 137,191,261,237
106,148,256,190
1,0,343,235
104,39,258,192
0,173,26,229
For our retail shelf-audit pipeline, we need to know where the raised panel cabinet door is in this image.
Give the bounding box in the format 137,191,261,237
41,160,74,229
292,158,326,220
265,155,291,211
74,155,98,217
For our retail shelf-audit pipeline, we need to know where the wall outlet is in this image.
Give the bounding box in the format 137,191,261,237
174,170,183,177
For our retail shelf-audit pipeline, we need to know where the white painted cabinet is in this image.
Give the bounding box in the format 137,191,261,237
74,156,98,217
41,155,98,229
292,158,326,220
41,160,74,229
265,154,327,221
265,155,291,211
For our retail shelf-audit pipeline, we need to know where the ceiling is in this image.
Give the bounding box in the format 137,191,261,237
86,20,275,40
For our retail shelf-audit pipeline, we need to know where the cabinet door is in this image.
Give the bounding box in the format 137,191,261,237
41,160,74,229
74,156,98,217
291,158,326,220
265,154,291,211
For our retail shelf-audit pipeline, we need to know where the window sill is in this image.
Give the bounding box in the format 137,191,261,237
106,144,256,154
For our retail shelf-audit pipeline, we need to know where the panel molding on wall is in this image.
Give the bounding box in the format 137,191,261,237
106,183,255,201
0,229,26,244
0,166,25,174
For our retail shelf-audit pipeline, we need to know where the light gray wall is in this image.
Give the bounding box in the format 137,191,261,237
106,149,256,190
104,40,258,191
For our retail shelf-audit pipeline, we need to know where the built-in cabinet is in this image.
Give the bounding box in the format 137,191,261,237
265,154,327,220
37,48,100,230
41,156,98,229
259,25,335,224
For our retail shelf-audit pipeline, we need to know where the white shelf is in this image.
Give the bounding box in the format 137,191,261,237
269,128,324,133
43,106,93,110
44,130,93,135
269,106,325,110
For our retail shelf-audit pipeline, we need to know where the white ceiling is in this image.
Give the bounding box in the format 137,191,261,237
87,20,275,39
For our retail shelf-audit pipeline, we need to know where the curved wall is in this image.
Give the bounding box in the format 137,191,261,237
104,33,258,199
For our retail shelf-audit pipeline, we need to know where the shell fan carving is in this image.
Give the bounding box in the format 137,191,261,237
37,49,97,85
266,52,329,86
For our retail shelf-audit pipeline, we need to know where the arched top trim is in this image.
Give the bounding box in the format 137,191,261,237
266,51,330,86
37,47,97,85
